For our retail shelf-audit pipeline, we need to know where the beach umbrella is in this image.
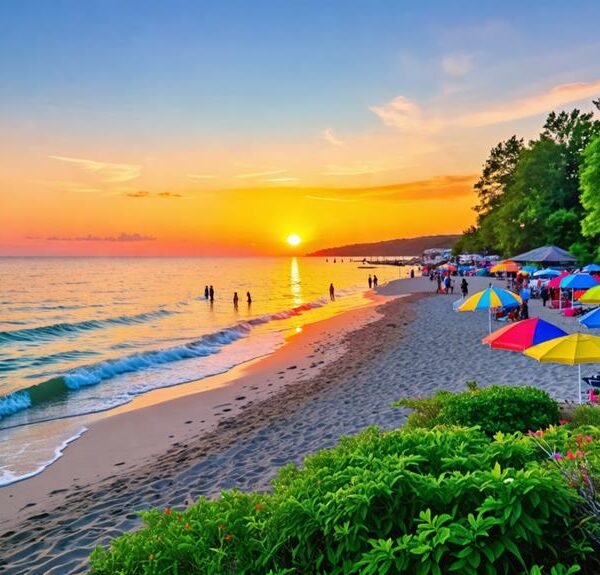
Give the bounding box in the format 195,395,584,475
583,264,600,273
475,268,489,277
482,318,567,352
580,285,600,304
521,265,539,274
580,308,600,329
560,273,600,307
490,260,520,274
548,271,571,289
533,268,561,278
458,286,522,333
524,333,600,403
438,263,457,272
559,273,600,290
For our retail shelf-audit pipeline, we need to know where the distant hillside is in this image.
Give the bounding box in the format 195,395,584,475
307,234,460,257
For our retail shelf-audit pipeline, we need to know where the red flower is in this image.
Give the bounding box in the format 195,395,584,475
164,507,172,516
254,503,264,511
558,420,569,425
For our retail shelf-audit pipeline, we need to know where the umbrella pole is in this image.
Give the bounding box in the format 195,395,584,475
579,363,582,404
488,308,492,334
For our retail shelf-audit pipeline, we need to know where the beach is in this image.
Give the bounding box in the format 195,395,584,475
0,275,589,575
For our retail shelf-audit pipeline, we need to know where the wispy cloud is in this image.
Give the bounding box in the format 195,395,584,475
261,177,299,184
187,173,217,180
49,155,141,182
369,96,442,132
157,192,183,198
39,233,156,242
441,53,474,77
236,169,287,179
459,80,600,127
321,128,345,146
126,190,151,198
322,164,398,177
125,191,183,199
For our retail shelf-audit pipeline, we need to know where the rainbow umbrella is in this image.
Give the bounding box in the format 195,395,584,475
482,318,567,352
580,285,600,304
580,307,600,329
458,286,522,333
524,333,600,403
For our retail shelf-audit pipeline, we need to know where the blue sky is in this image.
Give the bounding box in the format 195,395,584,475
2,0,599,144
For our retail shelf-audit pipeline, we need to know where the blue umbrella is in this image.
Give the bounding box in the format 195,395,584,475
475,268,489,276
580,307,600,329
560,273,600,289
583,264,600,273
521,265,538,274
533,268,561,278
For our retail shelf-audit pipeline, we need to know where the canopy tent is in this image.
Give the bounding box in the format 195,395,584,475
510,245,576,264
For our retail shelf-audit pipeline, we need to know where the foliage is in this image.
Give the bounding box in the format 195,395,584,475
394,384,559,436
580,133,600,250
89,424,600,575
571,405,600,428
455,101,600,262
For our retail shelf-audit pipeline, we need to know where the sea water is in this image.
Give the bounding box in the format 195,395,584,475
0,256,412,484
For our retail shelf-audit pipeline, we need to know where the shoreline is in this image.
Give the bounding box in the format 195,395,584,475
0,290,395,528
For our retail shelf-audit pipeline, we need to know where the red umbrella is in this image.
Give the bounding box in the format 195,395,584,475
548,271,570,289
482,318,567,352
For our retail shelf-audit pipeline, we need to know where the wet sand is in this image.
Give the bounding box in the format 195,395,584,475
0,276,592,574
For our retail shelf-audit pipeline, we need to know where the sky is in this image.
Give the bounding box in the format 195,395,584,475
1,0,599,255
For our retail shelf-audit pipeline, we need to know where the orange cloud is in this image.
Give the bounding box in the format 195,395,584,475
460,80,600,126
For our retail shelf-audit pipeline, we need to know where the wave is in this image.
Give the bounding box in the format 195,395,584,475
0,427,87,487
0,298,328,421
0,308,175,344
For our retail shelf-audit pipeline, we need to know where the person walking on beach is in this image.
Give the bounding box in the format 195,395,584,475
204,285,209,299
436,275,442,293
246,291,252,305
233,292,239,309
368,275,372,289
329,283,335,301
410,269,415,279
209,285,214,302
461,278,469,298
541,285,549,307
373,275,378,287
444,275,451,294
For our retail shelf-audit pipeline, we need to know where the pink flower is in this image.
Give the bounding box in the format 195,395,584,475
551,453,563,460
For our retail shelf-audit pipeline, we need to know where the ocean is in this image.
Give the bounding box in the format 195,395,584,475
0,256,412,485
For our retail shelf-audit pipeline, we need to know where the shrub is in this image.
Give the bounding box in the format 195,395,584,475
394,385,559,435
90,427,598,574
571,405,600,427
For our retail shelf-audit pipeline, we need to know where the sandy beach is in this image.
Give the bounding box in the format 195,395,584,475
0,276,591,575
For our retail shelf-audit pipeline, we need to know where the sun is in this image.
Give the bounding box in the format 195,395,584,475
287,234,302,247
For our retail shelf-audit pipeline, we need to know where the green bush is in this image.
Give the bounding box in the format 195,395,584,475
90,426,597,575
394,385,560,435
571,405,600,427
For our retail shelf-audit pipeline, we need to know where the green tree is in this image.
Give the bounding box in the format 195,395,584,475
580,133,600,247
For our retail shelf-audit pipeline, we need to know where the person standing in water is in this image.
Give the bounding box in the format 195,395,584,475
329,283,335,301
246,291,252,305
204,285,209,299
373,275,378,287
368,275,372,289
209,285,214,302
233,292,239,309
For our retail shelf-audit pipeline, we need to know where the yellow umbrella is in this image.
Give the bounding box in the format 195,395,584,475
579,285,600,304
524,333,600,403
490,260,520,274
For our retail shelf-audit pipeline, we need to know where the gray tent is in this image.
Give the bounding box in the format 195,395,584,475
510,245,576,264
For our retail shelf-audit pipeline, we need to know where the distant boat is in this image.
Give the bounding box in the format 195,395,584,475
357,265,377,269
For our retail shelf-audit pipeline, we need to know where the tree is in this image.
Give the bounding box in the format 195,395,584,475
580,133,600,240
473,136,524,217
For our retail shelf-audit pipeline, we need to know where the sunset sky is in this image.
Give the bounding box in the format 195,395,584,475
1,1,599,255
